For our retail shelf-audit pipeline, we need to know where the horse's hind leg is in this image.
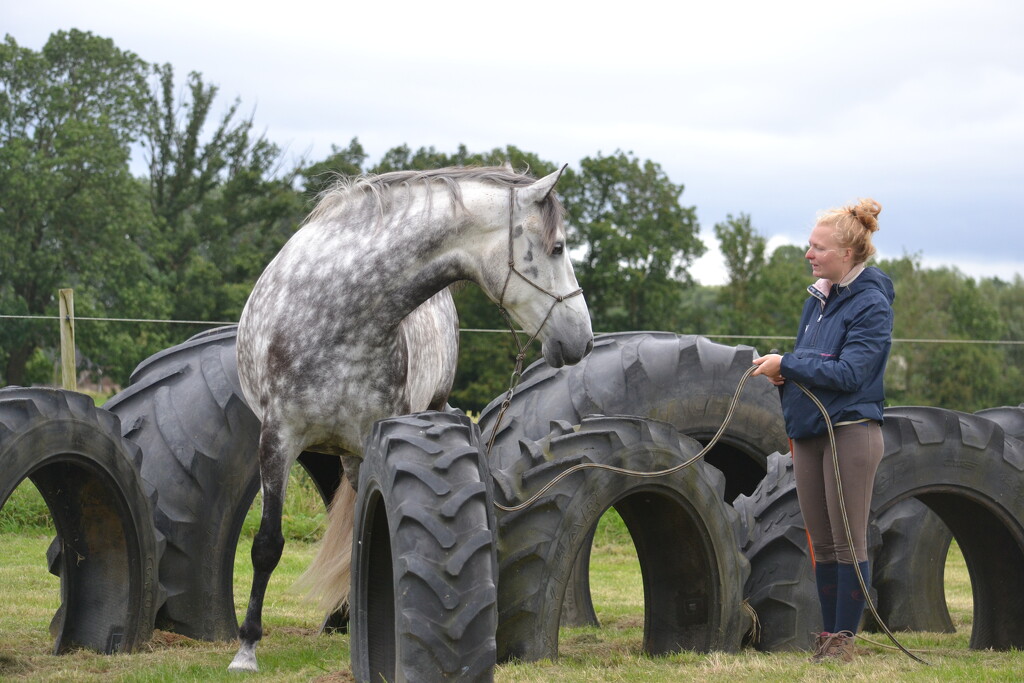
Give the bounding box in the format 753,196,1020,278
229,425,292,672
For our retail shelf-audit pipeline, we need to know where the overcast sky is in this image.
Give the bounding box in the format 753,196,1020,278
6,0,1023,285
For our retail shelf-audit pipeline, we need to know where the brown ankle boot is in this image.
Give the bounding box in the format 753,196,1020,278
809,632,831,661
811,630,855,663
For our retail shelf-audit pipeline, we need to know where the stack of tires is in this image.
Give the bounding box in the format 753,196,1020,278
7,325,1024,676
100,329,769,674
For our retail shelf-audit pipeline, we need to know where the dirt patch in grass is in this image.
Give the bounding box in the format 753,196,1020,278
144,630,203,650
0,651,29,677
604,613,644,630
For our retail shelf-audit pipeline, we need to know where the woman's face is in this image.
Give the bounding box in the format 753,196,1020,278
805,223,852,281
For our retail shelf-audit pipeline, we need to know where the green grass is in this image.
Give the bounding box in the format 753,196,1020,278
2,486,1023,681
0,484,52,534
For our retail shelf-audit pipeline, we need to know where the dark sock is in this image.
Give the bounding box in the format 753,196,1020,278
814,561,839,633
834,561,870,634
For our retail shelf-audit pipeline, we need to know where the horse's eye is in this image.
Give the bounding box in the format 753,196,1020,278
552,241,565,256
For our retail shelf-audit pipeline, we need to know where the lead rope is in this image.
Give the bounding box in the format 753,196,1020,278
492,365,760,514
488,357,929,664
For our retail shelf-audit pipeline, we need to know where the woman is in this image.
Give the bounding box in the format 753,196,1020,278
752,198,894,662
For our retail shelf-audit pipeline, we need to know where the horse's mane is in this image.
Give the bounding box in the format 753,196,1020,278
305,166,565,253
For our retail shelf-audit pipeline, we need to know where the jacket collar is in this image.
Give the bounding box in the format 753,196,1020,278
807,263,866,304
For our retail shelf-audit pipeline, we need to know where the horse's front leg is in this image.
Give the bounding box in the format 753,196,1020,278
229,429,290,672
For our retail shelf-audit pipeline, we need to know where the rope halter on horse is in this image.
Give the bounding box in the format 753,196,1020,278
488,186,584,455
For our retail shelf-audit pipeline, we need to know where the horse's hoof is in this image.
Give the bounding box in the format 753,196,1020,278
228,644,258,673
227,659,258,673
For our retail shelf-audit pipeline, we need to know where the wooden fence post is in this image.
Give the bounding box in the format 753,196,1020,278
58,288,76,391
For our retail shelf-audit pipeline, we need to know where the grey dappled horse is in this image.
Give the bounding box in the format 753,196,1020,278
230,165,593,671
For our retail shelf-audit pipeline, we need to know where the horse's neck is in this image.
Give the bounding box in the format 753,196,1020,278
302,204,483,333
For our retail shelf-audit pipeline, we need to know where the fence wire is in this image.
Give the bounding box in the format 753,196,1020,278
2,313,1022,346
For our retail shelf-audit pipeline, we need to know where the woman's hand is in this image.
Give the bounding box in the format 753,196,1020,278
752,353,786,386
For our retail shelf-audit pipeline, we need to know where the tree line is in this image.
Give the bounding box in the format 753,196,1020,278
1,30,1020,414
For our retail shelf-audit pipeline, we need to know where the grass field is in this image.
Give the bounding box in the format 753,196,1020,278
1,476,1023,681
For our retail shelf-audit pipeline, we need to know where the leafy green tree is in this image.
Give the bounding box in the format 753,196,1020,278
716,214,766,291
142,64,306,337
299,137,368,199
459,145,559,177
370,143,416,173
879,258,1015,411
673,282,717,336
712,213,767,340
0,30,163,385
754,245,812,348
559,151,704,332
938,277,1009,408
983,275,1024,392
702,213,810,352
367,142,557,178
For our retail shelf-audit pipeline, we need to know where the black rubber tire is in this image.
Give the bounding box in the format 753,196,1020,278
0,387,163,653
863,498,953,633
350,412,497,683
865,406,956,635
732,452,819,651
976,405,1024,438
861,404,1024,636
478,332,785,629
879,407,1024,650
493,415,750,662
870,402,1024,635
737,407,1024,651
480,332,786,502
104,326,343,640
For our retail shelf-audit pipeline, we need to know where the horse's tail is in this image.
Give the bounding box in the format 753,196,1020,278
295,480,355,613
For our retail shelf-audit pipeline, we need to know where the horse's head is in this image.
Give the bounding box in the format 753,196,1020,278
484,166,594,368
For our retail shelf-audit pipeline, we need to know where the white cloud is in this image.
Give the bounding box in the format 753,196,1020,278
6,0,1022,285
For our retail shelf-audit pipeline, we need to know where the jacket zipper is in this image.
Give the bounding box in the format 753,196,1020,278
807,286,848,347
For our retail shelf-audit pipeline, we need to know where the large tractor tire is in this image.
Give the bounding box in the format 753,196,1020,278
104,326,342,640
737,407,1024,651
869,402,1024,634
480,332,786,502
350,412,497,683
865,406,956,635
976,405,1024,438
863,498,953,633
478,332,785,629
0,388,163,653
876,407,1024,649
493,415,750,662
731,452,819,651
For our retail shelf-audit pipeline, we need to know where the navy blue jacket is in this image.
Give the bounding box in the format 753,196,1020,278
779,265,895,439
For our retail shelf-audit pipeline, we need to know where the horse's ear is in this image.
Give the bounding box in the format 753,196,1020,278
501,160,514,172
518,164,568,204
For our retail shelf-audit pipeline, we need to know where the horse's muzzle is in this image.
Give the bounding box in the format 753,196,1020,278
542,335,594,368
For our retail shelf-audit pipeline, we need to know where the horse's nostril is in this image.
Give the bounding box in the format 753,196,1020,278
584,338,594,356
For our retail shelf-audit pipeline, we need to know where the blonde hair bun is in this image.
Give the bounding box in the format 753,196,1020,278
850,198,882,233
